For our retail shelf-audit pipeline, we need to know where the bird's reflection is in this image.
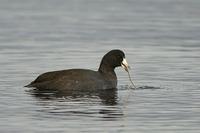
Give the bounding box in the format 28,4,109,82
28,88,123,119
30,88,118,105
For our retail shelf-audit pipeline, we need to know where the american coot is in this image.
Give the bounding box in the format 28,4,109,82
25,49,129,91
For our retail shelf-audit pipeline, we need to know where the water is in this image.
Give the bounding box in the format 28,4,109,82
0,0,200,132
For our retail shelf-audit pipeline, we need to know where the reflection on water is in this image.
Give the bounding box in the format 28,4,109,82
27,85,163,120
119,85,164,90
136,86,163,90
28,88,118,106
28,88,123,120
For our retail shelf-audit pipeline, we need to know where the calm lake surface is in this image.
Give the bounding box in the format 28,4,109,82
0,0,200,132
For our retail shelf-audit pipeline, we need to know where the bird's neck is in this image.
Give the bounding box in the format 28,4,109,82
98,63,117,88
98,63,116,77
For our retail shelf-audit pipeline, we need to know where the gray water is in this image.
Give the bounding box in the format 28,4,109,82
0,0,200,132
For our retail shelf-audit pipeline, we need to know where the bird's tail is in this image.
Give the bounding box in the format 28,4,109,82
24,82,34,88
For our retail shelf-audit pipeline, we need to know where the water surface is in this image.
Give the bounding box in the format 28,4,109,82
0,0,200,132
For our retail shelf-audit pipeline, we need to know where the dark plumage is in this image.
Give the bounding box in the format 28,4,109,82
25,49,129,91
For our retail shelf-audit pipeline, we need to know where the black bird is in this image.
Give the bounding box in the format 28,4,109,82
25,49,129,91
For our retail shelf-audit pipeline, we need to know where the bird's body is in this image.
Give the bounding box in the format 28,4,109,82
25,49,129,91
26,69,117,91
